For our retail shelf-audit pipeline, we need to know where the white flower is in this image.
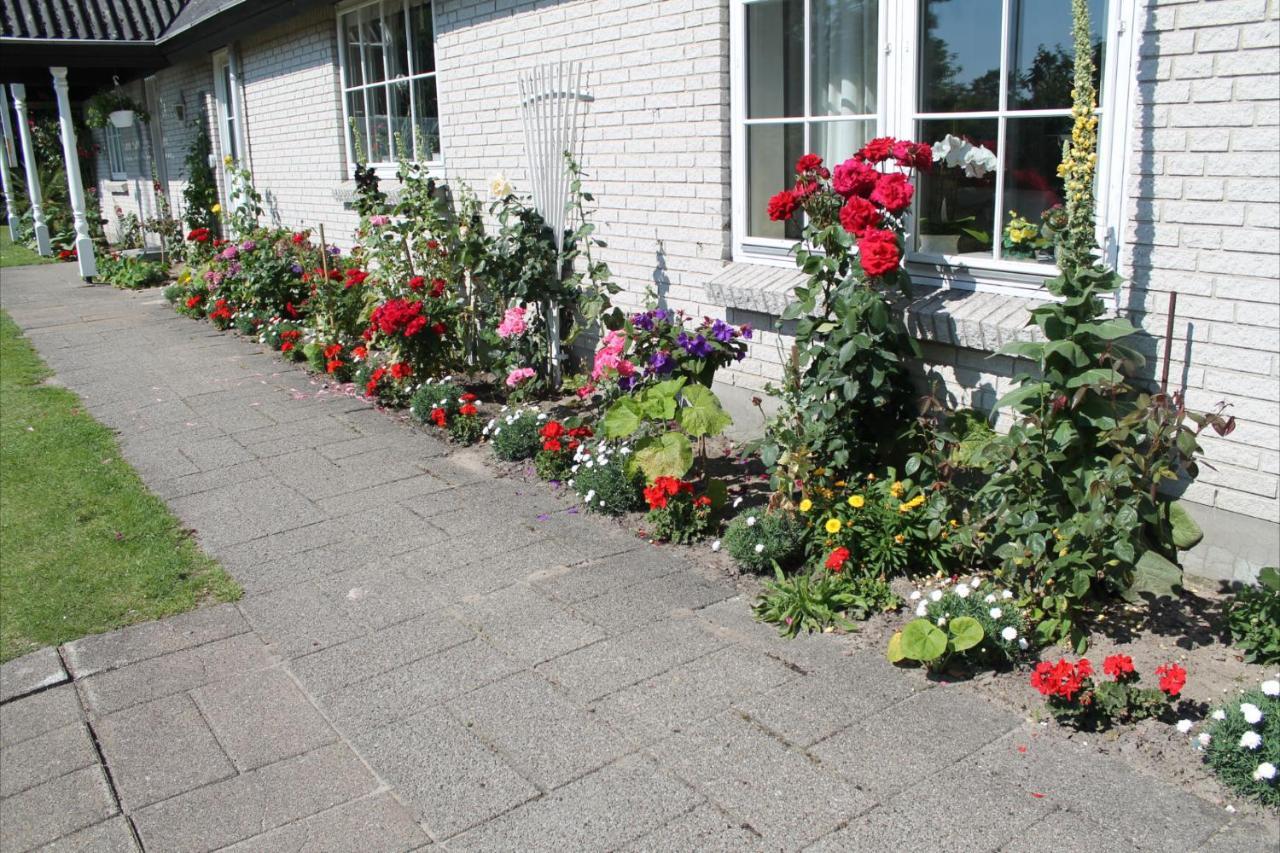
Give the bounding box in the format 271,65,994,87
1001,627,1018,642
1240,731,1263,750
937,617,947,627
915,603,928,617
989,607,1003,619
1253,762,1277,781
931,133,999,178
754,543,765,554
599,501,605,507
955,584,971,599
489,172,513,198
1262,680,1279,697
1241,703,1264,725
1176,720,1194,734
1212,709,1227,721
929,589,943,602
984,594,997,604
1001,589,1014,600
537,413,547,421
1198,732,1212,748
584,490,596,502
909,591,921,601
1017,638,1029,650
711,540,721,552
733,497,743,508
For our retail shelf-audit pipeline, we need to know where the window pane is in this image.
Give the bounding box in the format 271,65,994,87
221,65,238,161
746,0,803,119
915,118,998,256
384,2,409,79
362,6,386,85
347,90,369,160
1001,115,1073,261
389,80,411,161
919,0,1001,113
809,119,874,167
746,122,804,240
810,0,877,116
413,77,440,161
369,86,391,162
343,12,363,87
410,2,435,75
1008,0,1107,110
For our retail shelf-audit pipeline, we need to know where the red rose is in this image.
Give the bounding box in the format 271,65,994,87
1102,654,1135,681
408,276,426,291
870,172,914,215
832,158,878,199
825,547,850,572
389,362,413,380
838,196,880,237
794,153,824,175
430,278,447,298
857,229,901,278
767,189,799,222
893,140,934,172
1155,663,1186,696
859,136,895,163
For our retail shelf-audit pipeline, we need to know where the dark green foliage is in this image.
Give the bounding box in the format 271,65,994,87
754,564,899,638
489,409,542,462
182,117,219,234
96,254,167,289
448,414,484,445
1227,568,1280,666
723,510,808,573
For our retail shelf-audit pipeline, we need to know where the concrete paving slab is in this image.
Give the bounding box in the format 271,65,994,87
0,722,99,799
454,582,608,666
0,646,68,702
353,706,540,839
93,693,236,810
621,803,770,852
236,583,368,658
166,478,326,549
32,816,140,852
0,685,84,749
570,569,737,633
0,765,118,852
62,603,250,678
220,792,430,852
314,564,442,632
527,549,684,604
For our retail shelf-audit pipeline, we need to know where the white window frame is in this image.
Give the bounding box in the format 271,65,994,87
212,48,247,211
729,0,1140,295
104,124,127,180
336,0,442,176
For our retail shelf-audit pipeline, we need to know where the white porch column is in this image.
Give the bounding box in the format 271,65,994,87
0,88,20,241
50,66,96,278
9,84,51,255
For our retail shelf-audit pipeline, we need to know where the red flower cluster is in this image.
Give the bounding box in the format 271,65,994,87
1155,663,1186,696
643,476,694,511
1031,658,1094,702
539,420,592,453
1102,654,1135,681
184,294,203,310
366,366,387,397
278,329,302,353
825,547,851,572
187,228,211,243
389,361,413,380
324,342,344,374
210,298,234,322
459,392,479,418
429,407,447,427
291,232,307,245
58,249,76,260
369,298,428,338
344,269,369,288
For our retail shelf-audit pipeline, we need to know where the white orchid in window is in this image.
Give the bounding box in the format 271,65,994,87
931,134,999,179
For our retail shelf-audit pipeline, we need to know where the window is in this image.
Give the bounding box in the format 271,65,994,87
337,0,440,170
212,50,246,212
104,125,127,180
731,0,1135,285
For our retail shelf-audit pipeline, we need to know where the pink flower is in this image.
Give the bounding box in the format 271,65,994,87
592,330,635,380
496,307,527,339
576,383,596,399
506,366,536,387
369,214,390,226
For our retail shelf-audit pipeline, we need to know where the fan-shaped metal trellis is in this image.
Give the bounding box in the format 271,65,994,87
518,61,590,387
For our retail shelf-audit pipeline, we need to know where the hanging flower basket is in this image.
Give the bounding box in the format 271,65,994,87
108,110,135,129
85,89,149,129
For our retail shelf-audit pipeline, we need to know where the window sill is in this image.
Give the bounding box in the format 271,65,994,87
705,260,1046,355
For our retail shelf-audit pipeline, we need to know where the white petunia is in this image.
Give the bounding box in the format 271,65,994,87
1001,590,1013,600
989,607,1003,619
1176,720,1194,734
1240,731,1262,750
984,594,997,604
909,591,922,601
585,490,596,502
1001,627,1018,642
937,617,947,627
1017,638,1029,650
955,584,971,599
733,497,743,508
1212,709,1227,721
1198,732,1212,748
753,543,766,555
1262,680,1279,697
916,603,928,617
1241,703,1264,725
929,589,943,602
1253,762,1276,781
711,540,721,552
746,516,757,527
599,501,605,507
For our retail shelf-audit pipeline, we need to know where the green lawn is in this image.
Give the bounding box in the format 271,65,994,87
0,230,57,268
0,311,240,662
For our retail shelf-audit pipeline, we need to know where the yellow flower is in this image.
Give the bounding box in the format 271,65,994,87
833,480,846,487
897,495,926,513
798,499,813,513
866,473,876,481
813,468,826,477
890,481,904,498
894,534,905,544
848,495,865,509
949,519,958,528
824,518,842,535
211,203,222,214
1059,547,1069,558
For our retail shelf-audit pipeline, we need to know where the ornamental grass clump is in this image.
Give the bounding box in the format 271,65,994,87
1031,654,1184,731
889,576,1028,672
723,510,807,573
570,443,642,516
1195,680,1279,807
487,407,543,461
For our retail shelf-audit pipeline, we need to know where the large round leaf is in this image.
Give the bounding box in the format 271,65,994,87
602,398,642,439
886,631,906,664
947,616,984,652
677,384,732,438
899,619,947,663
633,432,693,482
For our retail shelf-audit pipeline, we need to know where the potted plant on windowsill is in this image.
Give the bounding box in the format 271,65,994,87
85,90,149,130
917,134,997,255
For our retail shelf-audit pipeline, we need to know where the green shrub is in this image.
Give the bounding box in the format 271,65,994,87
1201,684,1278,807
448,414,484,445
488,407,542,461
410,380,463,425
890,578,1029,670
754,566,898,638
571,445,642,516
1226,567,1280,666
97,254,167,289
722,510,807,573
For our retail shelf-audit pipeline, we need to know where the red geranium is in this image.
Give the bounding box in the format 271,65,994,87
839,196,880,237
185,295,203,309
767,189,799,222
858,229,901,278
365,366,387,396
461,392,478,403
693,495,712,508
323,343,343,359
870,172,914,214
1102,654,1135,681
858,136,895,163
643,476,691,510
825,547,850,572
352,346,367,360
281,341,294,353
1155,663,1186,696
326,359,344,374
210,298,233,321
1031,658,1094,702
543,438,563,452
408,276,426,291
430,407,447,427
832,158,878,199
459,403,478,417
540,421,566,440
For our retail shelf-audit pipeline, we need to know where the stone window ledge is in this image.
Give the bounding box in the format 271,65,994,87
331,184,405,208
705,262,1045,354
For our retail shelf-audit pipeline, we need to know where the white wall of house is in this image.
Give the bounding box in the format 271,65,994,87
115,0,1277,560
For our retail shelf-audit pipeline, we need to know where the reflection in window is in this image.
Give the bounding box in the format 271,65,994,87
340,0,440,166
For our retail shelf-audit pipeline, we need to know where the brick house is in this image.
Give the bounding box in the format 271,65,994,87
3,0,1277,579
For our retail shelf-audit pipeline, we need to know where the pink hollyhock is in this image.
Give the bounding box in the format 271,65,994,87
496,307,527,339
369,214,390,226
591,330,635,380
506,366,536,387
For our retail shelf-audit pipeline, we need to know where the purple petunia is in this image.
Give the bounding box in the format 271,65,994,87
647,350,674,375
240,240,257,252
290,263,303,275
740,323,753,340
710,319,735,343
618,375,639,392
678,332,713,359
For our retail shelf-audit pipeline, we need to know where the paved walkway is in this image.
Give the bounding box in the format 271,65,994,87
0,263,1272,853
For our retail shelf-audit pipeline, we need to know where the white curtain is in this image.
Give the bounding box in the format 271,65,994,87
811,0,878,161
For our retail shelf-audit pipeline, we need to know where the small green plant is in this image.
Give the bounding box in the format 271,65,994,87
1199,682,1278,807
448,412,484,445
601,376,732,481
571,444,643,516
754,565,898,638
410,380,463,426
84,89,148,128
97,254,167,289
487,408,542,461
888,616,984,671
890,577,1028,671
1226,568,1280,666
722,510,807,573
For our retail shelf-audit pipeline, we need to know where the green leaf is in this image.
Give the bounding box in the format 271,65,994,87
886,631,906,664
602,398,642,439
632,432,693,481
995,382,1049,411
677,384,733,438
948,616,984,652
1077,318,1137,340
1045,340,1090,367
1000,341,1046,360
1065,367,1123,389
900,619,947,663
1169,501,1204,551
1126,550,1183,600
